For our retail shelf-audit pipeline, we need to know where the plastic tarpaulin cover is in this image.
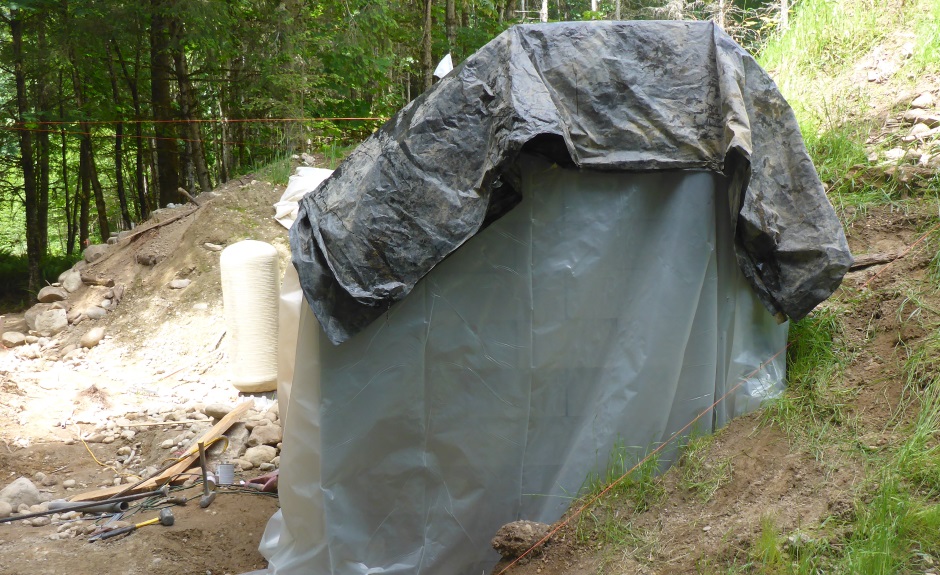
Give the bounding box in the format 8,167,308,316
260,156,790,574
290,21,851,346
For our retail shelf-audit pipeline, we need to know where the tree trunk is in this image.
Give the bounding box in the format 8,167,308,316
88,149,111,243
172,21,212,195
70,53,111,243
79,138,91,251
106,41,133,230
780,0,789,31
151,0,181,207
11,10,41,293
37,14,50,256
446,0,456,52
114,39,150,221
422,0,434,90
59,71,74,255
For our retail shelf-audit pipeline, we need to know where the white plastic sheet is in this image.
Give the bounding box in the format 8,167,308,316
258,156,789,574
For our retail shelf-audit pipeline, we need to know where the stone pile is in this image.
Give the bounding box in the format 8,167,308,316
1,243,124,360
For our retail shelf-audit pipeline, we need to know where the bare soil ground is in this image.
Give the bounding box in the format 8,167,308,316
0,174,292,575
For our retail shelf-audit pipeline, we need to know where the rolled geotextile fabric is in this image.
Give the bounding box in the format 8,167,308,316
221,240,279,392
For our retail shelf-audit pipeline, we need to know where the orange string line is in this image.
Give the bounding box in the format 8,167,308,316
9,116,386,126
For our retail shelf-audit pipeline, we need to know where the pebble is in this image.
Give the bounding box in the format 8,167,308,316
31,516,51,527
160,439,175,449
117,446,132,456
168,279,191,289
0,501,12,518
204,243,223,251
244,445,277,467
259,462,275,472
1,332,26,348
80,327,106,348
102,436,115,444
62,479,76,489
85,306,107,320
204,404,234,420
121,430,136,441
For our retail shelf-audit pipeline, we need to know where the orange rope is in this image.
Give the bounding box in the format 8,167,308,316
9,116,386,126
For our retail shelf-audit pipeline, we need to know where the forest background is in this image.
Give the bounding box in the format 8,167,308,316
0,0,784,302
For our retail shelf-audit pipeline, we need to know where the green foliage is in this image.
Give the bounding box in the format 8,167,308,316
0,249,80,308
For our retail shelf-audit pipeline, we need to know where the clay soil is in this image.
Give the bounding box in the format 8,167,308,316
0,174,292,575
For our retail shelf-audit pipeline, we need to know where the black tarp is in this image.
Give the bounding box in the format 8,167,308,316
291,20,852,345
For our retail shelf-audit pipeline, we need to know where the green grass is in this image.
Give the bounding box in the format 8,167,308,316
679,431,733,502
909,0,940,72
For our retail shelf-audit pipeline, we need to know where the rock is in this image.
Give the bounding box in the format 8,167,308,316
2,332,26,347
911,123,932,138
204,243,223,252
3,316,27,333
160,439,175,449
84,432,106,443
884,148,907,162
112,284,125,303
244,445,277,467
24,303,54,331
31,516,51,527
83,244,109,263
100,299,112,309
60,343,78,357
37,286,68,303
136,253,158,266
25,335,38,344
120,430,136,441
80,327,106,349
35,309,68,336
265,403,279,421
62,479,76,489
233,458,254,471
204,404,235,420
66,309,83,324
213,422,250,458
912,92,936,109
247,423,282,447
63,349,83,361
491,520,551,559
168,278,191,289
39,474,57,487
85,306,107,320
61,270,83,293
0,478,42,509
259,462,275,472
17,344,41,359
0,501,11,518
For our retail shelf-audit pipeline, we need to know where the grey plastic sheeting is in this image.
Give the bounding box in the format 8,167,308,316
290,20,852,346
258,157,790,575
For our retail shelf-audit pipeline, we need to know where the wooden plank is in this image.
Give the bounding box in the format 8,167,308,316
69,401,252,502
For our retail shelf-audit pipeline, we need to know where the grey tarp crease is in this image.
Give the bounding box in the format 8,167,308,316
290,20,852,345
